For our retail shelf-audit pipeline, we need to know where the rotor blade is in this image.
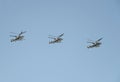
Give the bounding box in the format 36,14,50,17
48,36,56,39
87,41,94,43
87,39,94,42
58,33,64,38
87,39,94,43
19,31,26,36
97,38,103,41
48,35,56,38
87,41,95,44
10,35,17,37
49,35,56,37
10,32,17,34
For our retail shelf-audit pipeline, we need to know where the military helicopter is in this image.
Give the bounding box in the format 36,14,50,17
87,38,103,48
10,31,26,42
48,33,64,44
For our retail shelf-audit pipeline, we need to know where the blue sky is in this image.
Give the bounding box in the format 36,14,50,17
0,0,120,82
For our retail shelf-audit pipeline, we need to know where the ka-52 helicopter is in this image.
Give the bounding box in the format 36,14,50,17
48,33,64,44
10,31,26,42
87,38,103,48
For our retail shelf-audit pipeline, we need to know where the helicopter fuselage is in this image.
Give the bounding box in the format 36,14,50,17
87,42,101,48
11,36,24,42
49,38,63,44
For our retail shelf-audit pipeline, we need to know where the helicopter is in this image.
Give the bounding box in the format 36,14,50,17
87,38,103,48
48,33,64,44
10,31,26,42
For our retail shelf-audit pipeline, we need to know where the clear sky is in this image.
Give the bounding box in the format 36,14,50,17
0,0,120,82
